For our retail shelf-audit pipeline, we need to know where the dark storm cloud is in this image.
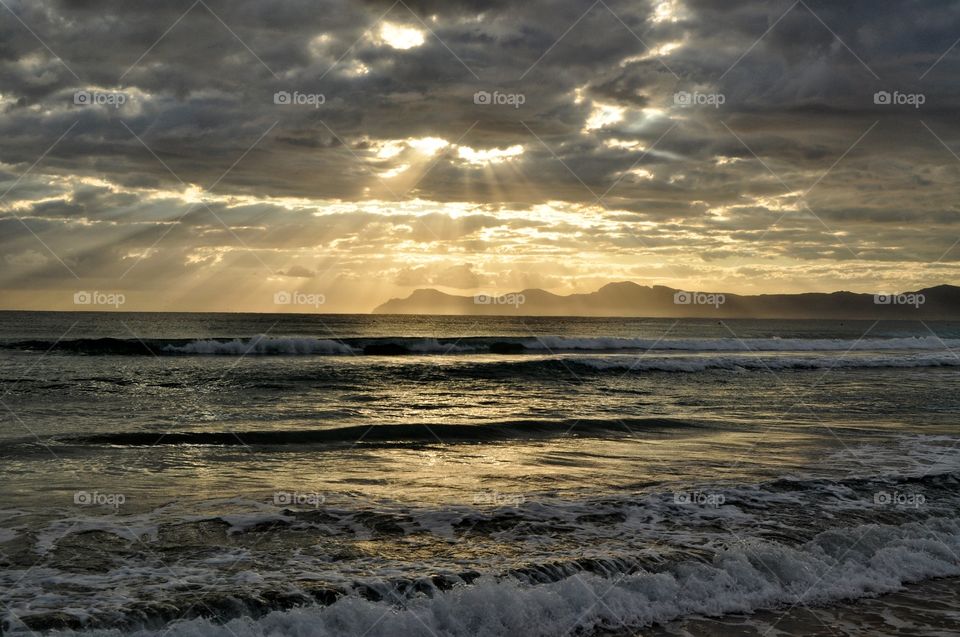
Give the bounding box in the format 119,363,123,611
1,0,960,306
1,0,957,197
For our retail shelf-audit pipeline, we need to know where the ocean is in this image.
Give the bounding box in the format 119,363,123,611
1,312,960,635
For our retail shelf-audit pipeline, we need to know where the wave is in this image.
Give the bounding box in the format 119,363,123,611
169,337,354,355
367,352,960,376
38,516,960,636
5,335,960,356
8,446,960,634
525,335,960,352
58,417,700,447
564,352,960,372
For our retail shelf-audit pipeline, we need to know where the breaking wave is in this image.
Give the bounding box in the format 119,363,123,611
5,335,960,356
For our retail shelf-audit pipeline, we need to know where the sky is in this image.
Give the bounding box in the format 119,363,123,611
1,0,959,312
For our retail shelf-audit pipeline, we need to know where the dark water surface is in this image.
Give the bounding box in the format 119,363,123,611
1,312,960,635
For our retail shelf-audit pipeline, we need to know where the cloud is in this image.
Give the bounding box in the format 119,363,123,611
393,263,482,289
280,265,316,277
0,0,958,309
433,263,482,288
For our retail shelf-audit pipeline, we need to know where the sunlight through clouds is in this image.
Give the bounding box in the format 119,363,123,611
456,145,524,165
584,103,626,131
377,22,426,50
408,137,450,155
0,0,957,312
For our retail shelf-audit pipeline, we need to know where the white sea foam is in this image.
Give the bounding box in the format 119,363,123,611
159,335,960,356
52,518,960,637
526,335,960,352
406,338,473,354
165,337,356,355
9,442,960,636
568,352,960,372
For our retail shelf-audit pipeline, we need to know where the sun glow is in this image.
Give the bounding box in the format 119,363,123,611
585,103,625,131
379,23,426,50
182,185,205,203
456,144,524,165
375,141,405,159
604,138,645,150
408,137,450,155
652,0,686,23
380,163,410,178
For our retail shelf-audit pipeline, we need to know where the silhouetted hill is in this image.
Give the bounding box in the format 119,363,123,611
372,283,960,319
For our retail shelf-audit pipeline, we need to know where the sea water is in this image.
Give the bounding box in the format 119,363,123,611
1,312,959,635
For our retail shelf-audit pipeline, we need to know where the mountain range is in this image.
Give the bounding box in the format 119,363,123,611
373,283,960,319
